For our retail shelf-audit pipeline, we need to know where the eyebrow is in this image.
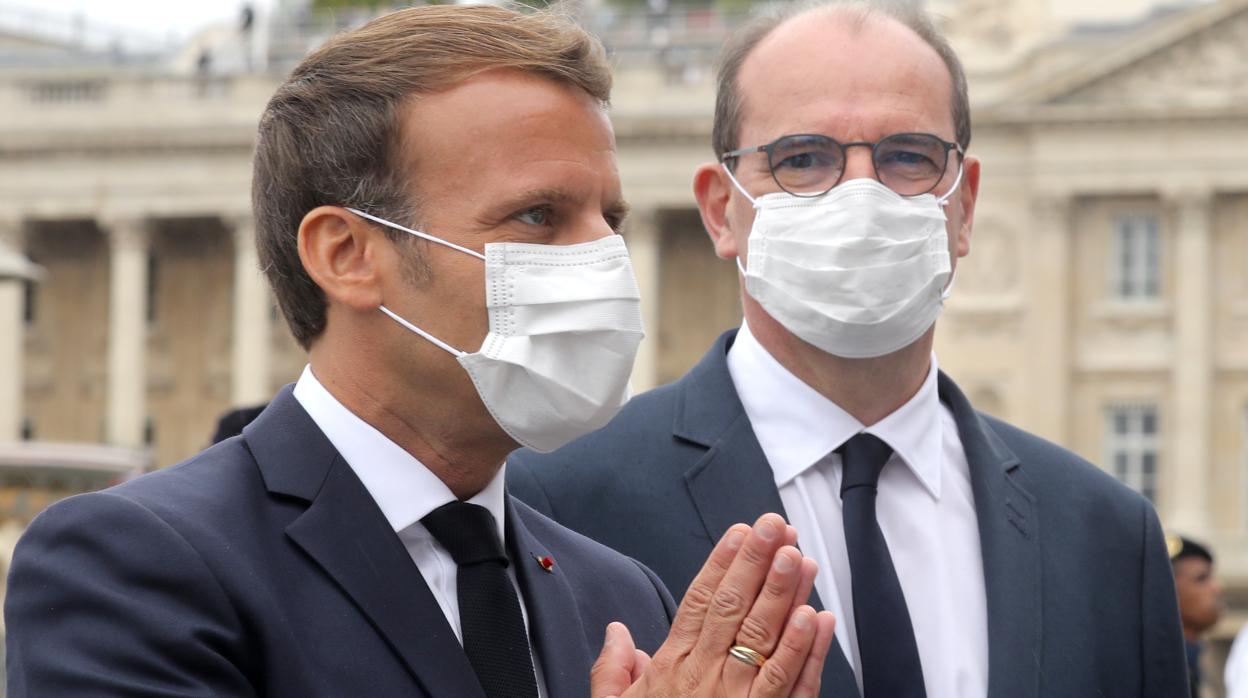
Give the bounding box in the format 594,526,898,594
606,199,631,224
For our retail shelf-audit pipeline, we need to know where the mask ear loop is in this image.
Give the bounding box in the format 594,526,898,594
345,207,486,261
344,206,479,357
720,163,761,276
935,162,965,208
378,306,466,358
934,162,965,301
720,163,761,208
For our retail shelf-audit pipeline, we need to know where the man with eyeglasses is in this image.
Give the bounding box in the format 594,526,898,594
509,1,1188,696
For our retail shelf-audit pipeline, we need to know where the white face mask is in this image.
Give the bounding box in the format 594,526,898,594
347,208,644,453
723,168,962,359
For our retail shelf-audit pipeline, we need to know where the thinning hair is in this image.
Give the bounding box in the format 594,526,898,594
712,0,971,159
252,4,612,349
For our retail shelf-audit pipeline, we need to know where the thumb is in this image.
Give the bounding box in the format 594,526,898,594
591,622,640,698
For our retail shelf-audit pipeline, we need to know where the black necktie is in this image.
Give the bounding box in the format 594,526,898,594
422,501,539,698
838,433,926,698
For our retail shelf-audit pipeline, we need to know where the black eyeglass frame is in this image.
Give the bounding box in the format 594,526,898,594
720,132,965,198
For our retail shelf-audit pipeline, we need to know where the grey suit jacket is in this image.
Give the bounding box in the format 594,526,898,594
6,386,676,697
509,329,1188,697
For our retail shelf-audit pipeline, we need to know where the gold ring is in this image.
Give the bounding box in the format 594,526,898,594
728,644,767,668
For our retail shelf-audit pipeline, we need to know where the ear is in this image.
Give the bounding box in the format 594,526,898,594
953,155,981,259
297,205,386,312
693,162,741,260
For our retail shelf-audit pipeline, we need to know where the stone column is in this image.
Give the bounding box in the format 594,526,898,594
626,207,662,392
1165,187,1214,534
230,216,272,406
104,216,150,449
1024,194,1073,445
0,218,28,442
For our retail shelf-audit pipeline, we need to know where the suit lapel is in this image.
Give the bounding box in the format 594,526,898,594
676,331,861,698
939,373,1041,698
246,389,486,698
507,498,593,698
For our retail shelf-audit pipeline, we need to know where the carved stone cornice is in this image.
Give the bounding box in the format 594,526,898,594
1002,0,1248,107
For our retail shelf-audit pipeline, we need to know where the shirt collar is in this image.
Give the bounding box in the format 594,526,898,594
864,351,943,499
726,322,944,499
292,365,509,536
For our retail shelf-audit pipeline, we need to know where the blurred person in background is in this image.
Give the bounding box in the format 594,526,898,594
4,5,836,696
1169,534,1224,697
509,0,1188,695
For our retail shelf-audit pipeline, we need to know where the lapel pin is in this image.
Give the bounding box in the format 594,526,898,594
533,553,555,573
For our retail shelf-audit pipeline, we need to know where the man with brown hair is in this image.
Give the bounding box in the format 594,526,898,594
4,6,834,696
510,1,1188,695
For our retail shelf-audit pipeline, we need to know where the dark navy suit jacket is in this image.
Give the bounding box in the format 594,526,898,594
510,329,1188,697
6,387,675,697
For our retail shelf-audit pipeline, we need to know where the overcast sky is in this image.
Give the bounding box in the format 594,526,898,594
12,0,276,42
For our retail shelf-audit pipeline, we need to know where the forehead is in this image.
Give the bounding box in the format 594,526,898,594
736,10,955,146
400,69,620,205
1174,556,1213,578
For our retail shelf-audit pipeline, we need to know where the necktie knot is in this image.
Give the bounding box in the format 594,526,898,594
422,501,508,567
837,432,894,496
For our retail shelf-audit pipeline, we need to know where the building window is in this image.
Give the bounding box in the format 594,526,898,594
143,417,156,447
1112,213,1160,300
146,251,158,325
1105,404,1159,502
20,417,34,441
23,278,36,326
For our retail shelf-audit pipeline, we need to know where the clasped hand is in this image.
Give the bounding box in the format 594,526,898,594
592,513,836,697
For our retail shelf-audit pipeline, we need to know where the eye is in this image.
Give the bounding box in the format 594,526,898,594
515,206,552,226
769,135,840,174
879,150,935,167
774,150,837,171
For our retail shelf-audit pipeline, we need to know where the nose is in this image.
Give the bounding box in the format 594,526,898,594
568,210,616,244
841,143,876,183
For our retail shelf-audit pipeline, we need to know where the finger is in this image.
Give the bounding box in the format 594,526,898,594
791,558,817,612
790,611,837,698
784,525,798,548
735,546,804,658
690,513,789,662
591,622,640,698
750,605,818,697
721,545,804,692
630,649,651,684
663,523,751,653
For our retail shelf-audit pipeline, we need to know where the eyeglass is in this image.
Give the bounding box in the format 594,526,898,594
721,132,964,198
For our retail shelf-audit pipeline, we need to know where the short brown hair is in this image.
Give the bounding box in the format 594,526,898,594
712,0,970,161
252,4,612,349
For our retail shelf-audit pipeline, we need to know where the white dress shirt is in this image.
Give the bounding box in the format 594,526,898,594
293,366,547,696
726,321,988,698
1227,624,1248,698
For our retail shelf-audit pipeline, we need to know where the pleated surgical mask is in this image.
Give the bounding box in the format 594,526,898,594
722,168,961,359
347,208,644,453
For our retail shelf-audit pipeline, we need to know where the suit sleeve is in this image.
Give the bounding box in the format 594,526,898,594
5,492,256,697
633,559,678,623
1138,499,1189,697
